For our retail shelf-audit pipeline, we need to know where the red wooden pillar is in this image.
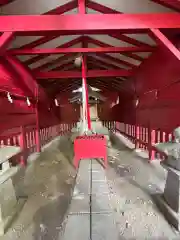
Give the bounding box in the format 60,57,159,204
35,86,41,152
82,55,91,130
19,126,27,166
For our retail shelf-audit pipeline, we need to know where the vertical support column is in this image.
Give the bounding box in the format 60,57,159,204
82,55,91,130
78,0,86,14
35,86,41,152
19,126,27,166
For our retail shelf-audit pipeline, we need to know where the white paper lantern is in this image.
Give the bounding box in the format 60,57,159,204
74,56,82,67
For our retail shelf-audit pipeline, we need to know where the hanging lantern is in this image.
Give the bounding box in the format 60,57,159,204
7,92,13,103
135,98,139,107
26,97,31,106
74,55,82,67
54,98,59,106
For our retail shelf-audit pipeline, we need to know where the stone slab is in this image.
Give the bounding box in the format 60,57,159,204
0,198,26,236
91,213,119,240
0,146,21,164
68,196,90,214
154,194,180,231
61,215,90,240
91,194,112,213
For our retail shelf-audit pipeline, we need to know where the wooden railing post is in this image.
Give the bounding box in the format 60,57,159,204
19,126,27,166
148,126,156,161
135,124,140,149
35,104,41,153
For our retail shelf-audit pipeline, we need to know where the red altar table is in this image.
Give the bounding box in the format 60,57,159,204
74,134,107,169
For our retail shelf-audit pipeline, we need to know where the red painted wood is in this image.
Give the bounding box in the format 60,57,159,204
95,52,135,68
150,28,180,61
85,36,145,62
35,86,41,152
32,53,74,71
78,0,86,13
109,33,152,48
10,46,154,55
74,135,107,168
15,1,77,50
82,55,91,130
35,69,132,79
0,32,14,53
0,14,180,33
19,126,27,166
24,36,83,65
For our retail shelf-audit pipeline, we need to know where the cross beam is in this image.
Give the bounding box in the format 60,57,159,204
34,69,132,79
0,14,180,34
150,28,180,61
9,46,154,55
0,32,14,53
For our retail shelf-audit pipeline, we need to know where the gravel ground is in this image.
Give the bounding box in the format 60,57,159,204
107,132,180,239
0,130,180,240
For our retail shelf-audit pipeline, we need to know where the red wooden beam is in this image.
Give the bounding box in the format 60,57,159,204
78,0,86,14
87,1,154,49
151,0,180,12
10,46,154,55
51,60,74,71
96,52,136,68
23,36,82,65
86,36,145,61
34,69,132,79
109,33,152,48
150,28,180,61
0,14,180,33
19,35,61,49
32,53,74,71
87,56,121,69
0,32,14,53
16,1,77,49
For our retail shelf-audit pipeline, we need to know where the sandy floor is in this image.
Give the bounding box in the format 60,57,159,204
0,131,180,239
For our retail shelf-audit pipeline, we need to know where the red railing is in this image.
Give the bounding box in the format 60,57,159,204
0,122,77,166
102,121,172,161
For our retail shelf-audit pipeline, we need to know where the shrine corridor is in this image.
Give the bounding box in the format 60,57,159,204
0,126,179,240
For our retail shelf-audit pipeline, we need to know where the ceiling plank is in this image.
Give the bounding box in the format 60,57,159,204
88,56,122,69
87,0,120,14
96,52,136,68
23,36,83,65
151,0,180,12
86,36,145,62
14,1,77,50
32,53,74,71
109,33,152,48
87,1,154,49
